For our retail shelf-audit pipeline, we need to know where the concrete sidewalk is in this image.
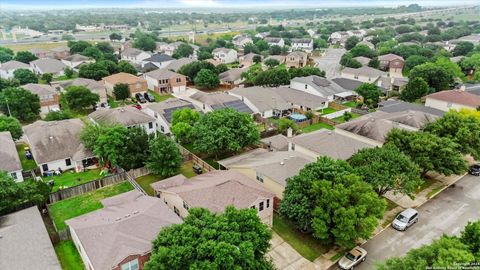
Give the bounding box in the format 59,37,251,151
267,232,318,270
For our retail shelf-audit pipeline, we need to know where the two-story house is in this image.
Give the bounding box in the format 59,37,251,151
264,37,285,47
285,51,308,68
121,48,152,65
212,48,238,64
143,69,187,94
103,72,148,98
88,106,156,135
22,84,60,114
290,38,314,52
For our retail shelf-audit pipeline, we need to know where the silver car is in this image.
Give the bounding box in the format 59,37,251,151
338,246,367,270
392,208,418,231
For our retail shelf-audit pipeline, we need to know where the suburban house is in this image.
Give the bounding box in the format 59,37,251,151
49,46,71,60
0,60,31,79
22,83,60,114
329,31,350,46
0,207,62,270
425,89,480,112
150,170,275,226
143,98,196,135
51,78,107,104
121,48,152,64
264,37,285,47
188,91,253,114
23,119,95,174
141,53,174,69
218,148,314,201
376,76,409,95
255,32,270,39
143,68,187,94
212,48,238,64
88,106,156,135
378,99,444,117
66,191,182,270
290,75,357,101
240,53,262,68
229,86,328,118
164,57,195,72
159,41,199,58
358,40,375,50
0,131,23,182
61,54,92,70
264,55,286,65
219,68,244,87
232,35,253,48
290,38,314,52
378,53,405,76
331,77,364,93
103,72,148,98
30,58,66,76
348,29,367,38
340,66,387,83
285,51,308,68
29,48,49,59
353,56,371,66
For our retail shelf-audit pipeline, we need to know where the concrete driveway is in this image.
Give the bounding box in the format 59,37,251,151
267,232,317,270
328,174,480,270
313,48,345,79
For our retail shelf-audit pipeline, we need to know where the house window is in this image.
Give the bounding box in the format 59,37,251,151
251,205,256,210
148,122,153,129
65,158,71,166
183,201,189,210
174,206,180,216
256,172,264,182
42,164,49,172
291,143,295,150
160,125,165,132
259,202,264,211
267,199,270,208
176,78,181,83
11,172,17,180
121,258,139,270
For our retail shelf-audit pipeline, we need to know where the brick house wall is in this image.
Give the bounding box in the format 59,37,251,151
113,253,151,270
127,81,148,96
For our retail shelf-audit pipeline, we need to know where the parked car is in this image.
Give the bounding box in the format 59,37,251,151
135,93,147,103
144,92,155,102
338,246,367,270
132,103,142,110
469,164,480,176
392,208,418,231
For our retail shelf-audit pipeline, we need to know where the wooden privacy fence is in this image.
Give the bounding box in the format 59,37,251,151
48,172,127,204
127,167,150,179
176,143,216,172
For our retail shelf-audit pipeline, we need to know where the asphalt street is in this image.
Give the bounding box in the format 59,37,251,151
313,48,345,79
330,174,480,270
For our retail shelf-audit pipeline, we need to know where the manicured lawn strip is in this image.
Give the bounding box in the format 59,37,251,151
427,185,446,199
301,122,334,133
272,214,330,262
54,240,85,270
136,174,162,196
49,182,133,230
330,251,345,261
147,90,174,102
319,107,337,115
180,161,198,178
16,143,38,171
44,168,103,192
342,101,358,108
415,178,437,193
333,113,360,124
386,198,399,212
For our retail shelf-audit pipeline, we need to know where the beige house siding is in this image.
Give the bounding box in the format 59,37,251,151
228,167,285,201
425,98,477,112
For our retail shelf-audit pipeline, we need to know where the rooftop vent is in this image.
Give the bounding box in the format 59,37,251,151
280,161,285,165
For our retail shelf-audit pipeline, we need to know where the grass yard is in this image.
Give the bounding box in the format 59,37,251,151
3,41,68,52
333,113,360,124
318,107,338,115
15,143,37,171
386,198,399,212
301,122,334,133
427,185,446,199
54,241,85,270
180,161,198,178
49,182,133,231
342,101,358,108
148,90,174,103
415,178,437,194
43,168,103,193
273,214,330,262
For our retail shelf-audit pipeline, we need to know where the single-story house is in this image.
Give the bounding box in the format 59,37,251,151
264,37,285,47
239,53,262,68
49,46,71,60
23,119,95,174
143,68,187,94
264,55,286,65
378,99,444,117
29,48,49,59
212,48,238,64
219,68,244,87
353,56,371,66
150,170,275,226
30,58,66,76
0,60,31,79
340,66,386,83
290,75,357,101
358,40,375,50
103,72,148,98
0,131,23,182
121,48,152,64
0,207,62,270
22,83,60,114
143,98,197,135
188,91,253,114
141,53,174,69
425,89,480,112
331,77,364,92
232,35,253,48
88,106,156,135
66,191,182,270
61,54,93,70
285,51,308,68
51,78,107,104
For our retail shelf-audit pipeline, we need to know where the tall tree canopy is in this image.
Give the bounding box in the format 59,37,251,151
13,69,38,85
355,83,382,105
14,51,38,64
172,43,194,59
145,207,274,270
145,135,182,178
0,87,40,122
64,86,99,111
400,77,429,102
408,63,454,92
194,69,220,89
0,116,23,140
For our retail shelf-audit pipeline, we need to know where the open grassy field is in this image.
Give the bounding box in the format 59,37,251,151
3,41,68,52
54,241,85,270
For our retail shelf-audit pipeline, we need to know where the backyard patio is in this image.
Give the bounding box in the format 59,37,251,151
43,168,104,193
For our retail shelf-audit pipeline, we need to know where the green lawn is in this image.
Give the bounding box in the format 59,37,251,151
342,101,358,108
49,182,133,230
15,143,37,171
427,185,446,199
386,199,399,212
44,168,103,193
301,122,334,133
273,214,330,262
148,90,174,103
54,74,78,81
333,113,360,124
136,162,198,196
415,178,437,194
318,107,338,115
180,161,198,178
54,241,85,270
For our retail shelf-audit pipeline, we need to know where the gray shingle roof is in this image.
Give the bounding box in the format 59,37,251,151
52,78,105,98
22,83,57,96
230,86,292,112
341,66,386,78
331,77,364,91
378,99,445,117
66,191,182,270
145,98,195,123
219,68,244,82
63,54,90,62
291,76,350,97
31,58,66,74
144,68,182,80
143,53,174,63
164,57,194,72
0,60,30,70
0,207,61,270
89,106,154,127
151,170,274,212
0,131,22,172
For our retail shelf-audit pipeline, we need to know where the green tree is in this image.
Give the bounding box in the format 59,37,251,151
264,58,280,68
400,77,429,102
404,55,429,73
192,108,260,158
13,69,38,85
345,36,360,50
109,33,122,41
90,125,129,167
64,85,100,110
452,41,474,56
118,127,150,171
14,51,38,64
253,55,262,64
113,83,130,100
171,122,194,144
41,73,53,84
254,68,290,87
343,111,353,122
408,63,454,92
269,45,282,55
461,221,480,258
44,110,73,121
350,44,377,58
79,62,110,80
385,129,468,177
194,69,220,89
0,78,19,91
243,43,259,54
64,67,74,79
145,135,182,178
289,66,325,78
355,83,382,105
277,118,298,135
0,87,40,121
424,111,480,160
0,47,14,63
133,32,156,51
255,39,270,51
241,64,263,85
368,57,380,69
82,46,103,60
434,56,464,79
171,108,201,126
117,60,137,75
0,116,23,140
68,40,92,54
172,43,194,59
95,42,114,54
280,157,385,248
145,207,274,270
349,144,421,197
178,61,217,81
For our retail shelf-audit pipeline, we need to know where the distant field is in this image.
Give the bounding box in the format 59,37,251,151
2,41,68,52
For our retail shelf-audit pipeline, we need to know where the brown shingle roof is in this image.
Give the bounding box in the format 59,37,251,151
88,106,154,126
0,131,22,172
103,72,145,85
426,90,480,108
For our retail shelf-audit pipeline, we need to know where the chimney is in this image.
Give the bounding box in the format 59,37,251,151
287,127,293,138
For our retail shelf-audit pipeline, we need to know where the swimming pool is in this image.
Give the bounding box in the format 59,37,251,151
289,113,307,122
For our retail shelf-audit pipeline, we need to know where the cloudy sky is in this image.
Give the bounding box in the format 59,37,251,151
0,0,477,10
